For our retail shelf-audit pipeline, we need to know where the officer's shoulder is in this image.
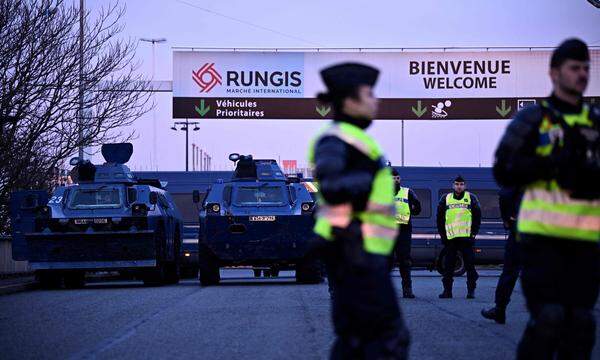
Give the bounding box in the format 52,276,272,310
588,102,600,122
512,104,543,125
502,104,544,138
315,134,347,150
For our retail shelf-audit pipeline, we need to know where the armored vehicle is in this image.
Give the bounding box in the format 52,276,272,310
194,154,321,285
10,143,183,288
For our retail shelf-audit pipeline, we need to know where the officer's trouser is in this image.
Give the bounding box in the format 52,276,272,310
517,235,600,360
495,227,522,309
442,237,478,290
325,221,410,360
394,223,413,289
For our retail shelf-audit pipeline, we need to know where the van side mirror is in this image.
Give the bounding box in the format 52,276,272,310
149,192,158,205
192,190,200,204
127,188,138,204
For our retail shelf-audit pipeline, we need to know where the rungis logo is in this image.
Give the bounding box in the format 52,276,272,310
192,63,222,93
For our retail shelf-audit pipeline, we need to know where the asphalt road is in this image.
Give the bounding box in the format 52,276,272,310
1,269,599,359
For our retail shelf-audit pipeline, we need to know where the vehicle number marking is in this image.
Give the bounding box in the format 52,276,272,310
48,196,63,204
249,216,276,222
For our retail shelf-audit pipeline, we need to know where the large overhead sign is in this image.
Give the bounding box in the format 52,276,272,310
173,49,600,120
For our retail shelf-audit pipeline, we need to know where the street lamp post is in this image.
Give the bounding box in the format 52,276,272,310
192,143,196,171
171,119,199,171
139,37,167,170
78,0,84,160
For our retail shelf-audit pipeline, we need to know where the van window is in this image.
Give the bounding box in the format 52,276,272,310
472,189,501,219
412,189,431,218
438,189,500,219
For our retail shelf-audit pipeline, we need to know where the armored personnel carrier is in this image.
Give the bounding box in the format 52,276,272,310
194,154,321,285
10,143,183,288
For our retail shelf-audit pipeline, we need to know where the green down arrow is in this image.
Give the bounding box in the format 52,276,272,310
195,99,210,117
316,105,331,117
496,100,512,117
411,101,427,118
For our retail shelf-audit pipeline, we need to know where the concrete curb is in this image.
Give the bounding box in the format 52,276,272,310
0,279,38,296
0,276,38,295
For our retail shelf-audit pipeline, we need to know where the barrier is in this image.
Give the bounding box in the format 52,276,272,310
0,236,30,275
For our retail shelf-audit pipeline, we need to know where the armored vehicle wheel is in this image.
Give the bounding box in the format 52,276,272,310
436,248,466,277
164,233,181,285
253,269,262,277
143,263,167,286
164,262,180,285
64,271,86,289
36,270,62,289
198,243,220,286
296,258,323,284
199,264,220,286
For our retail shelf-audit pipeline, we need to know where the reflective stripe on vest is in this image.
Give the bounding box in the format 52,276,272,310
445,192,473,239
395,187,411,224
517,103,600,243
308,122,398,255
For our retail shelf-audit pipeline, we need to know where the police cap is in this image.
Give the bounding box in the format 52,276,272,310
318,63,379,102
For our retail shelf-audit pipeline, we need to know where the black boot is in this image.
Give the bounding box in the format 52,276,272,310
467,287,476,299
439,278,453,298
467,280,476,299
402,284,415,299
481,306,506,324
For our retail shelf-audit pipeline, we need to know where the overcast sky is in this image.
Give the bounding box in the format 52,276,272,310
86,0,600,171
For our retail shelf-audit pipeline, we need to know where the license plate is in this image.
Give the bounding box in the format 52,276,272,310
249,216,276,222
74,218,108,225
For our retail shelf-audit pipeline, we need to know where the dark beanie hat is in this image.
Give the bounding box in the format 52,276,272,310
454,175,465,183
550,38,590,68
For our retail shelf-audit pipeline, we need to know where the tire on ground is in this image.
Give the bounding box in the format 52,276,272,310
164,230,181,285
436,248,466,277
63,271,86,289
198,243,220,286
36,270,62,289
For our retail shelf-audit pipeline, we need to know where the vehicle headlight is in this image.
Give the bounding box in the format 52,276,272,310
301,203,312,212
132,203,149,216
211,204,220,213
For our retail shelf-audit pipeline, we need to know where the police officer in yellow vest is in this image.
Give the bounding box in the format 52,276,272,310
436,176,482,299
392,169,421,298
308,63,409,359
494,38,600,359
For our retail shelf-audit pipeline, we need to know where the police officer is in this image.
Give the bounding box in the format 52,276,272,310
481,187,523,324
436,176,481,299
392,169,421,298
308,63,409,359
493,38,600,359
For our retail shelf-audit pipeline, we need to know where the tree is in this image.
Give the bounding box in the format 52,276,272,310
0,0,152,234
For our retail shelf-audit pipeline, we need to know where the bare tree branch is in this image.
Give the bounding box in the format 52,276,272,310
0,0,153,233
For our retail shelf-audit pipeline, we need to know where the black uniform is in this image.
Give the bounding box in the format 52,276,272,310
494,93,600,359
313,62,409,359
436,191,482,296
393,185,421,294
315,121,410,359
494,187,523,309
